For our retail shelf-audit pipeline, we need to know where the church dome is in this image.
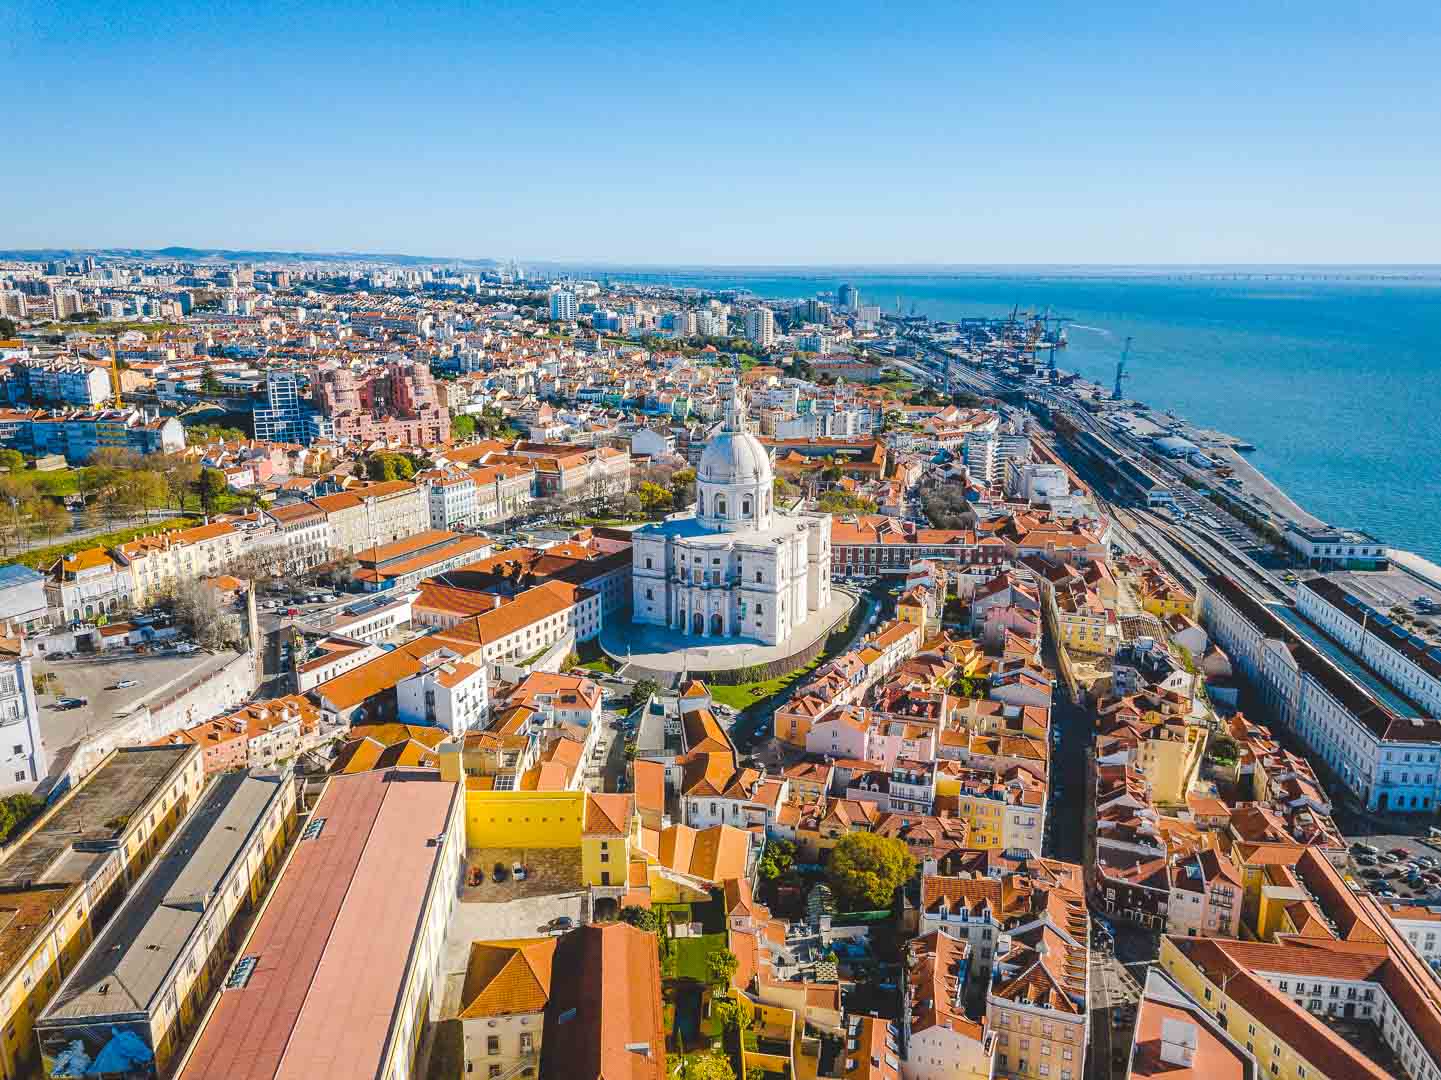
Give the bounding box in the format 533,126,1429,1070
698,428,773,488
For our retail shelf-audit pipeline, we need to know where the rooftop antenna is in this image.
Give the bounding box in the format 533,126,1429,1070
1112,337,1133,400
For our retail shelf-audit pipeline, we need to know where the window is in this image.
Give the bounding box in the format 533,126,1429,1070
488,1037,500,1055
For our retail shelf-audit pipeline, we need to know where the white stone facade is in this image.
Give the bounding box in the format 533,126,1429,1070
631,393,831,647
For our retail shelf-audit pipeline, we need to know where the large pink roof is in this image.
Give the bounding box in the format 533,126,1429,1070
178,769,457,1080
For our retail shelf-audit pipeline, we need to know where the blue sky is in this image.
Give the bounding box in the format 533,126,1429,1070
6,0,1441,264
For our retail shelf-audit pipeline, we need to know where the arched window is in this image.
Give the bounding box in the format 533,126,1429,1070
697,493,705,515
742,495,753,518
716,496,727,517
765,491,771,514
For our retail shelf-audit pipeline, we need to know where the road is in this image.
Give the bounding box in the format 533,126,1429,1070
1044,634,1090,864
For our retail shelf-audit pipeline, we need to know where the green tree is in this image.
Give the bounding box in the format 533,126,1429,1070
826,832,917,911
0,793,42,843
0,317,17,338
197,466,228,514
629,677,659,711
30,499,70,542
132,469,170,522
200,369,224,395
0,449,24,472
451,413,477,441
636,481,673,513
706,947,739,992
367,452,416,482
757,838,795,883
670,468,697,505
710,998,751,1035
619,905,661,933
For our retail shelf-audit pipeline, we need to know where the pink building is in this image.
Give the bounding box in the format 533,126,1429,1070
314,362,450,446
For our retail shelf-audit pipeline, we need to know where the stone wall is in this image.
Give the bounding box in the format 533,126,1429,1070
64,650,261,782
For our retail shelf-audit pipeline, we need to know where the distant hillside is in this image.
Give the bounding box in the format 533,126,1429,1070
0,245,499,268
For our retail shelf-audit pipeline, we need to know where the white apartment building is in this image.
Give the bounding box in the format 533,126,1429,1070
469,464,534,523
262,502,331,575
1197,575,1441,814
1283,525,1388,570
397,658,489,736
1296,575,1441,719
418,469,478,530
0,640,45,790
744,308,776,348
549,289,578,321
118,520,256,606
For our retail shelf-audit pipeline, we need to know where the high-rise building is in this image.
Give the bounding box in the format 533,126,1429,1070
253,369,307,444
53,288,83,320
837,283,859,311
801,299,833,324
549,288,578,321
744,308,776,348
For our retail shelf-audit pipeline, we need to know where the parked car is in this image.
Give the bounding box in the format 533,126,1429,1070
546,916,575,934
1353,842,1380,856
492,863,508,884
1355,854,1376,866
112,679,138,690
175,642,199,654
56,696,87,709
1390,847,1413,859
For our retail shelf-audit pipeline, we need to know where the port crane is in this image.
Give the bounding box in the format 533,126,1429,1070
1112,336,1133,400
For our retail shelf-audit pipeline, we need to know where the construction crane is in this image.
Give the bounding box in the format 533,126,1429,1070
1112,336,1133,400
108,336,123,408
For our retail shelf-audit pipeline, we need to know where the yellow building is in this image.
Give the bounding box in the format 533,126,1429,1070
580,793,639,891
1158,935,1391,1080
1139,572,1193,618
0,745,203,1080
35,769,296,1077
1134,722,1206,806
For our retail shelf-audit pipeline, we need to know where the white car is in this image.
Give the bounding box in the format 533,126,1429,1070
175,642,199,654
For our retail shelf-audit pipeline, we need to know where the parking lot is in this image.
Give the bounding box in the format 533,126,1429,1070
34,648,240,755
1345,834,1441,903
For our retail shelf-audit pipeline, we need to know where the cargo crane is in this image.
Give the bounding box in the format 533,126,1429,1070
1112,336,1133,400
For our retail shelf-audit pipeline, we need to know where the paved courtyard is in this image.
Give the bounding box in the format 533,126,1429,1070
600,591,856,677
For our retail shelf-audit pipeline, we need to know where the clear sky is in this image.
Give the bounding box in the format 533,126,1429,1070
7,0,1441,265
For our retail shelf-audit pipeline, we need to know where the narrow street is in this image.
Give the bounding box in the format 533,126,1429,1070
1044,634,1090,864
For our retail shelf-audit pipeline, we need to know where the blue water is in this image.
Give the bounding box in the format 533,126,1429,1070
590,267,1441,563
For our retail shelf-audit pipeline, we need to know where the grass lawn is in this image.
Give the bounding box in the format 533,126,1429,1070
15,517,198,569
707,655,825,711
35,320,185,336
571,638,618,675
666,933,728,982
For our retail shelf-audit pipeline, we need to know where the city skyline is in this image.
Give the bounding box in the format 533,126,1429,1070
10,0,1441,263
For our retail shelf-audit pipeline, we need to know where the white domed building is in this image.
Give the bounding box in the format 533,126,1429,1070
631,392,831,646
